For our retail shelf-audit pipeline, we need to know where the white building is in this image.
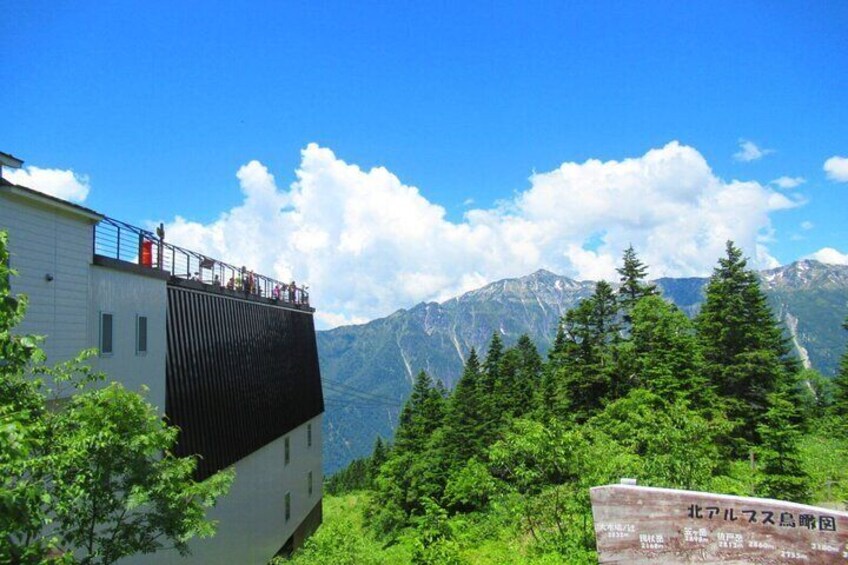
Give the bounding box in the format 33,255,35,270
0,154,324,563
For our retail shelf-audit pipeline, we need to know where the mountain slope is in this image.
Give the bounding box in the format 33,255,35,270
318,261,848,473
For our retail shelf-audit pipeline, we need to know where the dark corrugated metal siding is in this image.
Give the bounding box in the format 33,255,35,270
165,286,324,480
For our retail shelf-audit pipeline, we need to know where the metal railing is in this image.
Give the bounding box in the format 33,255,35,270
93,216,309,306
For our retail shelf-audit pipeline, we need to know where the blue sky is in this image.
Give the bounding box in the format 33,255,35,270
5,2,847,327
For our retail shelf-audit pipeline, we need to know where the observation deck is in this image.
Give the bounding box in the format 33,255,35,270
93,216,311,310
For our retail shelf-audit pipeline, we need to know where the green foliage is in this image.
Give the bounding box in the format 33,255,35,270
589,390,730,490
696,241,799,450
0,230,233,564
555,281,621,421
443,350,486,467
443,459,497,513
796,368,834,419
832,316,848,420
616,245,658,317
628,295,709,403
286,494,387,565
322,242,837,563
798,426,848,506
756,393,812,503
410,498,464,565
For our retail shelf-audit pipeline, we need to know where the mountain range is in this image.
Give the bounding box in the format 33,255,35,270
317,260,848,473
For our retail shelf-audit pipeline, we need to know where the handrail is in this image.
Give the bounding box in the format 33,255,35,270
93,216,309,306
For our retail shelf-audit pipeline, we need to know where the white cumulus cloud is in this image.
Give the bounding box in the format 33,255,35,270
771,176,805,189
4,166,90,202
806,247,848,265
824,156,848,182
734,139,774,162
162,141,800,328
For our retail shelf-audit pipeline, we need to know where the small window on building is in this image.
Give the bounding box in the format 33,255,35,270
136,315,148,355
100,313,113,355
285,492,291,522
307,423,312,448
308,471,313,497
284,436,290,465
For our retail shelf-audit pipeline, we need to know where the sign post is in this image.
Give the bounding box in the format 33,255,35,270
591,483,848,563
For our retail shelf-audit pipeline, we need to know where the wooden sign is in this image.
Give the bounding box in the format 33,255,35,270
590,483,848,563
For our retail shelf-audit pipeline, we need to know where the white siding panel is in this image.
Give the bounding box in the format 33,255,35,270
0,192,94,363
87,266,167,413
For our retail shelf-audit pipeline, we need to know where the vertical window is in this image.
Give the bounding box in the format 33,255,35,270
307,423,312,448
100,313,113,355
308,471,313,497
285,492,291,522
136,315,148,355
284,436,290,465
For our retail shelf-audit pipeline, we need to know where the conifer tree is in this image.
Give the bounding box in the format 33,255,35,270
696,241,798,449
556,281,621,421
369,436,388,485
479,333,505,435
482,332,504,394
629,295,708,404
514,334,542,416
549,320,567,363
831,317,848,421
395,371,444,454
617,245,658,317
443,349,486,466
756,393,811,503
538,322,567,419
495,347,522,418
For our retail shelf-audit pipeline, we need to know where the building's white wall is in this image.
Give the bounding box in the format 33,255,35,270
87,265,168,414
124,413,324,565
0,192,94,364
3,188,323,563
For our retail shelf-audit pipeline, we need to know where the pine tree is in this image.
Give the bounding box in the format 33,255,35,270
696,241,799,449
831,317,848,421
629,295,709,404
369,436,388,486
479,333,505,435
616,245,658,317
537,321,568,418
556,281,621,421
481,332,504,395
514,334,542,416
756,393,812,503
443,350,486,466
495,347,521,418
394,371,445,454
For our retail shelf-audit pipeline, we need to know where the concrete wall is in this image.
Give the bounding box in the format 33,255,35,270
88,264,168,414
0,190,95,364
124,413,324,565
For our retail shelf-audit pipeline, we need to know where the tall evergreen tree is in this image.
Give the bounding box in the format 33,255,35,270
756,393,812,503
482,332,504,393
616,245,658,317
443,349,487,466
537,321,567,419
549,320,567,363
832,317,848,421
696,241,799,449
478,333,505,435
514,334,542,416
394,371,445,454
629,295,709,404
556,281,621,421
370,436,388,484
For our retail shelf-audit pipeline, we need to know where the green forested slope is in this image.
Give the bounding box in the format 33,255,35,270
318,260,848,473
304,246,848,565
